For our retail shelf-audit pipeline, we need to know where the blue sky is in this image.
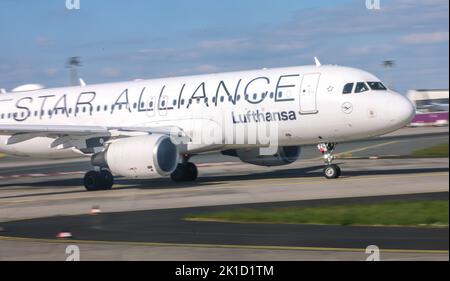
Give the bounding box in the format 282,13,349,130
0,0,448,94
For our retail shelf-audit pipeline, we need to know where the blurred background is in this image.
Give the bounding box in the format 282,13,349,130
0,0,448,96
0,1,448,261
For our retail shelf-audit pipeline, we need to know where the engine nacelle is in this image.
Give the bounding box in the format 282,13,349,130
94,134,179,179
222,146,301,167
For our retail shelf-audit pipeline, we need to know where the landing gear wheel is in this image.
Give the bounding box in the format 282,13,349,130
324,164,341,179
336,165,342,177
318,142,341,179
84,170,114,191
170,164,186,182
84,171,102,191
170,162,198,182
99,170,114,190
184,162,198,181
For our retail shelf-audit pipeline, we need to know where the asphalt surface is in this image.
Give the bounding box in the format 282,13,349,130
0,126,448,260
0,158,448,222
1,192,448,251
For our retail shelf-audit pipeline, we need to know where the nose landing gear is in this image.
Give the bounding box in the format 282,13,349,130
323,164,341,179
317,143,341,179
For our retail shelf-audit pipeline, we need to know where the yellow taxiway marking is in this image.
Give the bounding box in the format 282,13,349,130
229,171,448,186
314,140,400,160
184,218,449,229
205,171,449,192
0,235,447,255
337,140,400,156
0,171,448,205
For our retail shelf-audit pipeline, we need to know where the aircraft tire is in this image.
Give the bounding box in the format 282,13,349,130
99,170,114,190
170,162,198,182
84,170,114,191
324,164,340,179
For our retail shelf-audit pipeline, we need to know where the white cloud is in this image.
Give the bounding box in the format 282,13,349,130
135,47,200,62
176,64,221,76
198,39,253,51
45,68,58,77
99,67,121,77
34,36,52,46
400,31,449,44
194,64,220,73
347,44,399,56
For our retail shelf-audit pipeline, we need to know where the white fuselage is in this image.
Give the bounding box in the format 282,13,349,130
0,65,414,158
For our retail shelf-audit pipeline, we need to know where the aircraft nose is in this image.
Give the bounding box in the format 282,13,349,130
388,91,415,128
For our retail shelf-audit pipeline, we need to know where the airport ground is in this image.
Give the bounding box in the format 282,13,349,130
0,126,448,260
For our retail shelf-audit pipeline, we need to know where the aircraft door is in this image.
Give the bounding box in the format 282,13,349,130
299,73,320,114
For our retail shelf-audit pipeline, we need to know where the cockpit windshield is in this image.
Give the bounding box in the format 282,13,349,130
355,82,369,93
342,81,387,94
342,83,354,94
367,81,387,90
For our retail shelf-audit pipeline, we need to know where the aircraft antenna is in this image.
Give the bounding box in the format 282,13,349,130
314,57,321,66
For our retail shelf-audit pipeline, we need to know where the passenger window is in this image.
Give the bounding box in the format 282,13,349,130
342,83,354,94
355,82,369,93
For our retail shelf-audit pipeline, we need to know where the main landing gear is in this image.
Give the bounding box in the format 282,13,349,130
317,142,341,179
82,153,198,190
84,169,114,191
170,154,198,182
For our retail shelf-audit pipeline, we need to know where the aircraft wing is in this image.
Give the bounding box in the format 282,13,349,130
0,124,109,135
0,124,187,149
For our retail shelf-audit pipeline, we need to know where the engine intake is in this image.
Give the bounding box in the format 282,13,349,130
92,134,179,178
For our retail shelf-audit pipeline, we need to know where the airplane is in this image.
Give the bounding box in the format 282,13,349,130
0,59,415,191
418,102,449,112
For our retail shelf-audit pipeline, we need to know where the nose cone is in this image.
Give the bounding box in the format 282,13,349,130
388,91,415,129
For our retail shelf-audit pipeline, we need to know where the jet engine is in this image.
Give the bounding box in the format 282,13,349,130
92,134,179,179
222,146,301,167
